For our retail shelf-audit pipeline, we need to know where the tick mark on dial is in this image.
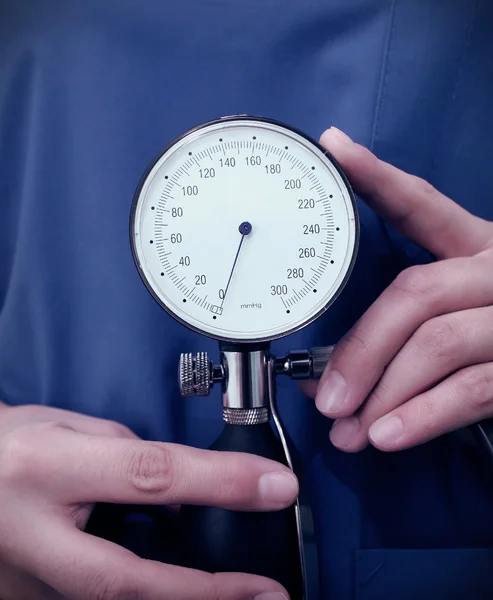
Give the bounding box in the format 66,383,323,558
151,206,155,210
149,240,154,244
313,289,317,293
183,299,187,303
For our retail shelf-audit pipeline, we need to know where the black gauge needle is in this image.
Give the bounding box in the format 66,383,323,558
220,221,252,307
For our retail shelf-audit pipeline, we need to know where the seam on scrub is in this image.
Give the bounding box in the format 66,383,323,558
369,0,396,154
367,0,402,268
427,0,479,186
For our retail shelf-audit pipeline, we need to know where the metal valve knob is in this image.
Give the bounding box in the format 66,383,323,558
179,352,224,397
274,345,335,379
179,352,211,397
310,345,335,378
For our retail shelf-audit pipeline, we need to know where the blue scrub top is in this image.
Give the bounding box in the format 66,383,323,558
1,1,493,598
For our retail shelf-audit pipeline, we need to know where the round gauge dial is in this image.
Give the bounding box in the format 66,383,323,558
130,116,359,343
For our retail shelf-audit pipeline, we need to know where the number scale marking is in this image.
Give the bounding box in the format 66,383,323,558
133,117,357,342
154,139,334,314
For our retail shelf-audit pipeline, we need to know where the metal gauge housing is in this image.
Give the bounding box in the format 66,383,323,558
130,116,359,343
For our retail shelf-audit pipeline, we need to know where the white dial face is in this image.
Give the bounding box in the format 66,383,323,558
132,118,358,342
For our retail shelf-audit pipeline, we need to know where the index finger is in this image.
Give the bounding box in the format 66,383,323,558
320,127,493,259
22,424,299,512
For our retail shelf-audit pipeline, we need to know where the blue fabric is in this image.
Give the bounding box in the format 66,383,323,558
354,548,493,600
1,1,493,598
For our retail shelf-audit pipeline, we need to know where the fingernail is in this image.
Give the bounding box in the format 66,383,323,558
329,127,353,146
369,416,404,446
255,593,289,600
330,417,360,448
258,472,298,507
316,370,348,415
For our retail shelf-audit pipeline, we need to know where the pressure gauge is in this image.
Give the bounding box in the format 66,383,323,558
130,116,359,343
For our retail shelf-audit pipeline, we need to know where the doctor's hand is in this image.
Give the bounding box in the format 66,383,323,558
0,403,294,600
305,127,493,453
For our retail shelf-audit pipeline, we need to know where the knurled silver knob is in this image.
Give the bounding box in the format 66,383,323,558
179,352,212,397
